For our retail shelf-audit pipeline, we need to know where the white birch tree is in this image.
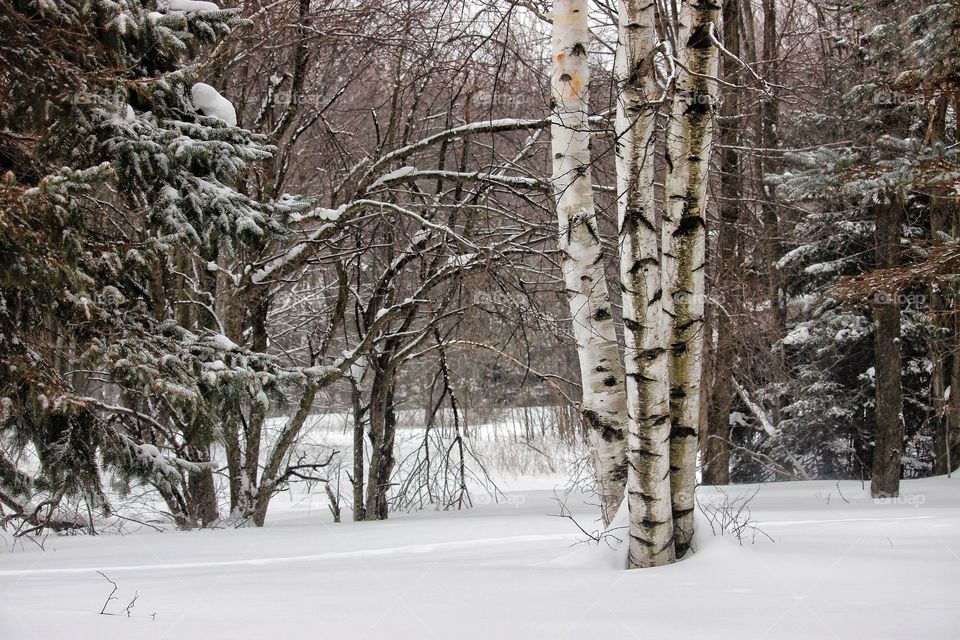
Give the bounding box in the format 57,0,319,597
551,0,629,524
661,0,720,556
614,0,676,568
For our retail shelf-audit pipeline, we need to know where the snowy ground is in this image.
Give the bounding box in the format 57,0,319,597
2,472,958,639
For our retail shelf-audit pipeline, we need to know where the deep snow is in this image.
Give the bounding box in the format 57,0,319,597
1,474,957,639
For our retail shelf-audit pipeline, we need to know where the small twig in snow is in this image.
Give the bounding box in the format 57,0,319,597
97,571,119,615
123,592,139,617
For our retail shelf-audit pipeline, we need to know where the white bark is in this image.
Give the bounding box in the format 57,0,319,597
615,0,676,568
661,0,720,557
551,0,628,524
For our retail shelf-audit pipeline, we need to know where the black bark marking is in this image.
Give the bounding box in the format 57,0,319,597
629,257,658,275
583,409,624,443
670,426,697,439
630,448,661,460
602,424,624,442
636,346,666,361
626,372,658,384
627,489,658,502
610,462,628,483
674,213,705,237
630,533,655,548
688,24,713,50
686,98,711,116
623,204,656,233
593,307,612,322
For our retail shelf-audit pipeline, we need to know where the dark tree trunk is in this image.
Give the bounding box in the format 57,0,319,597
761,0,783,330
373,383,397,519
351,384,367,521
938,218,960,477
704,0,742,486
930,197,953,476
365,356,398,520
948,336,960,474
927,98,959,476
759,0,786,432
187,449,219,527
162,247,221,528
189,249,221,526
871,199,904,497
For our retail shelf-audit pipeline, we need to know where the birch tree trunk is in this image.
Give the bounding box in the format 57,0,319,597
661,0,720,557
615,0,675,568
551,0,629,524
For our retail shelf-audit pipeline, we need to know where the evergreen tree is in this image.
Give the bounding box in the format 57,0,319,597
764,0,959,484
0,0,302,530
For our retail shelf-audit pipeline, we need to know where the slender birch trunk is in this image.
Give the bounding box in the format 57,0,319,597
661,0,720,557
615,0,675,568
551,0,629,524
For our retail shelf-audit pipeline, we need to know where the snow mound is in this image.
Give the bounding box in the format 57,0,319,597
161,0,220,12
191,82,237,126
212,333,239,351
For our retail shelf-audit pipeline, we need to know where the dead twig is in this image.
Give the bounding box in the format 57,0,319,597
97,572,119,615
